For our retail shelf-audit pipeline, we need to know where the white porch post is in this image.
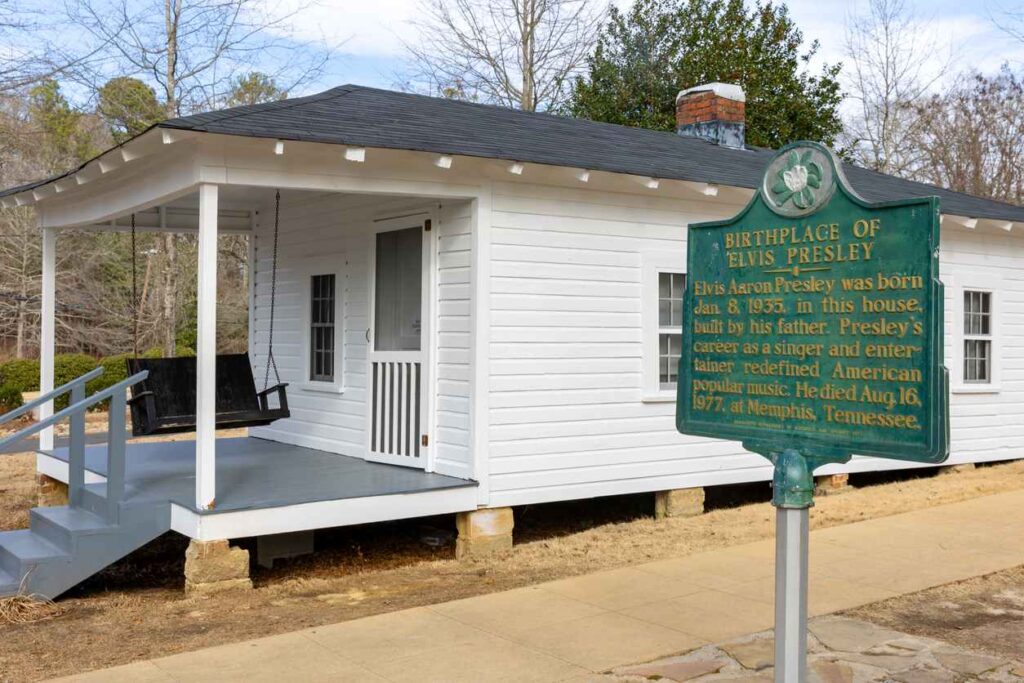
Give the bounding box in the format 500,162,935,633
196,183,218,509
38,226,56,451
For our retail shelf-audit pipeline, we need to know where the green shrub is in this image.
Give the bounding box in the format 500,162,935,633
86,354,131,396
0,384,23,413
55,353,98,386
53,354,98,410
0,358,40,393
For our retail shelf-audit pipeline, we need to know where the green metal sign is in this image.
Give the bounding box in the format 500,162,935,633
676,141,948,506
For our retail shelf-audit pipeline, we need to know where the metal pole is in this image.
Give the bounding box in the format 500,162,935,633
774,505,809,683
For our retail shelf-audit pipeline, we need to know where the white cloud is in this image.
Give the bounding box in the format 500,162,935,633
786,0,1024,87
275,0,420,57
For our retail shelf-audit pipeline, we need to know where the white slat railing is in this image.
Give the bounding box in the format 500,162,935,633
370,359,421,459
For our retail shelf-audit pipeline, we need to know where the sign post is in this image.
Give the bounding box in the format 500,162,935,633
676,142,949,682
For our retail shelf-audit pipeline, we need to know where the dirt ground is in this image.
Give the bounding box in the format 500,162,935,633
0,455,1022,682
849,565,1024,664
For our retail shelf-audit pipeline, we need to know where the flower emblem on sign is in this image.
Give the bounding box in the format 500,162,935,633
771,150,822,210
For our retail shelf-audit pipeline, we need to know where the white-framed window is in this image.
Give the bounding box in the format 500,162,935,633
951,274,1001,393
299,256,345,393
658,273,685,390
309,273,337,382
962,290,992,384
642,250,686,401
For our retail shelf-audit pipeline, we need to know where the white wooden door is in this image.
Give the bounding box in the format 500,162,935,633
366,215,433,468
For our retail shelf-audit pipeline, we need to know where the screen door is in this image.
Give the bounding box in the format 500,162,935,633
366,218,432,467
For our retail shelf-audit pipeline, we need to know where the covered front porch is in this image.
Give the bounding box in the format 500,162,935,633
37,437,478,541
22,125,487,522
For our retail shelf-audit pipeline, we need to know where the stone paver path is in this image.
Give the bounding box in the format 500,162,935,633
605,616,1023,682
50,489,1024,682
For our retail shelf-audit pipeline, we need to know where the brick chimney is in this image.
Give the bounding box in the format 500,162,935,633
675,82,745,149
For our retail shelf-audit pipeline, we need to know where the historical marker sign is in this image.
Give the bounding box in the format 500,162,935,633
676,141,948,466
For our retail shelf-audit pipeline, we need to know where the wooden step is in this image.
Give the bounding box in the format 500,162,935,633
0,529,67,576
30,507,112,551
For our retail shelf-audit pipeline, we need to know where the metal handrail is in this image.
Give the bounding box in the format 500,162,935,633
0,367,104,426
0,371,148,451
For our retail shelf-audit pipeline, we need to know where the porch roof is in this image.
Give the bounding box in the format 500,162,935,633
3,84,1024,223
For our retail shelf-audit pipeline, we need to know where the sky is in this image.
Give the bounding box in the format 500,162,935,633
288,0,1024,97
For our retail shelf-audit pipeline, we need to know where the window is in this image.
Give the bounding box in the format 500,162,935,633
963,290,991,384
643,251,686,401
374,227,422,351
659,273,685,390
309,273,336,382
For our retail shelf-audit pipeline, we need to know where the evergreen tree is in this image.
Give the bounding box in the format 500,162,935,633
97,77,165,143
225,72,287,108
565,0,843,149
28,79,99,172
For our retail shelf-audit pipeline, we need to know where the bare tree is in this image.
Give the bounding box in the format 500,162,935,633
404,0,606,111
64,0,333,116
60,0,333,354
0,2,100,93
842,0,950,175
991,1,1024,47
0,208,41,358
910,69,1024,205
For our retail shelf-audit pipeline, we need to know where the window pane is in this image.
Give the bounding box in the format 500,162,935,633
659,333,682,390
964,291,992,335
964,339,991,383
375,227,422,351
671,273,684,300
670,298,682,327
659,272,671,298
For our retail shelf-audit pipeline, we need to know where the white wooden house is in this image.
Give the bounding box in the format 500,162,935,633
1,82,1022,597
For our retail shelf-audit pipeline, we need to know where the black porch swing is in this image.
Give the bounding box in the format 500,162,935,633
125,191,290,437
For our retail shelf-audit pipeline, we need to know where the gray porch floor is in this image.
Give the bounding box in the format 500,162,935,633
42,437,476,514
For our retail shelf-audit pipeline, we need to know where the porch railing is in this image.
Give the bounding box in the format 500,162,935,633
0,369,148,523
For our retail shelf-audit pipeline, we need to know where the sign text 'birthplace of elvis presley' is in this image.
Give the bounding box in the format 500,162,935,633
676,141,949,469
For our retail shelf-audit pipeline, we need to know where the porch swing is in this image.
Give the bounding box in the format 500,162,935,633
125,191,290,437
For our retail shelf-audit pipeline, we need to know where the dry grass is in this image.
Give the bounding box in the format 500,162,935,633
0,453,36,531
0,593,64,626
848,565,1024,663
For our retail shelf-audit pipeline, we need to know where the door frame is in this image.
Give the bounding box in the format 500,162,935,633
365,209,438,470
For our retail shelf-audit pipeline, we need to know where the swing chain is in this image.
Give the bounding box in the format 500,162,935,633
263,190,282,391
131,213,138,358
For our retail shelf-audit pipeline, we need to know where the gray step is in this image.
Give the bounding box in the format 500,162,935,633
0,566,18,595
77,484,109,517
30,506,112,551
0,529,67,576
0,501,171,600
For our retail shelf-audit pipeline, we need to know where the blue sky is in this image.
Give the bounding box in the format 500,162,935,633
294,0,1024,96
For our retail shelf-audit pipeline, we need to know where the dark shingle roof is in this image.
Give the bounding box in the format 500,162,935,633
5,84,1024,222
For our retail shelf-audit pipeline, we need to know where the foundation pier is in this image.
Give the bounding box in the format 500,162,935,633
184,539,252,595
814,473,851,496
654,488,705,519
36,474,69,507
455,507,514,560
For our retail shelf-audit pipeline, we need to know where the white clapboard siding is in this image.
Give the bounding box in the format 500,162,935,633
485,181,1024,507
434,202,474,478
248,192,475,481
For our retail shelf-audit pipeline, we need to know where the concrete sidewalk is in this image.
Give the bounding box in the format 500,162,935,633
54,490,1024,682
